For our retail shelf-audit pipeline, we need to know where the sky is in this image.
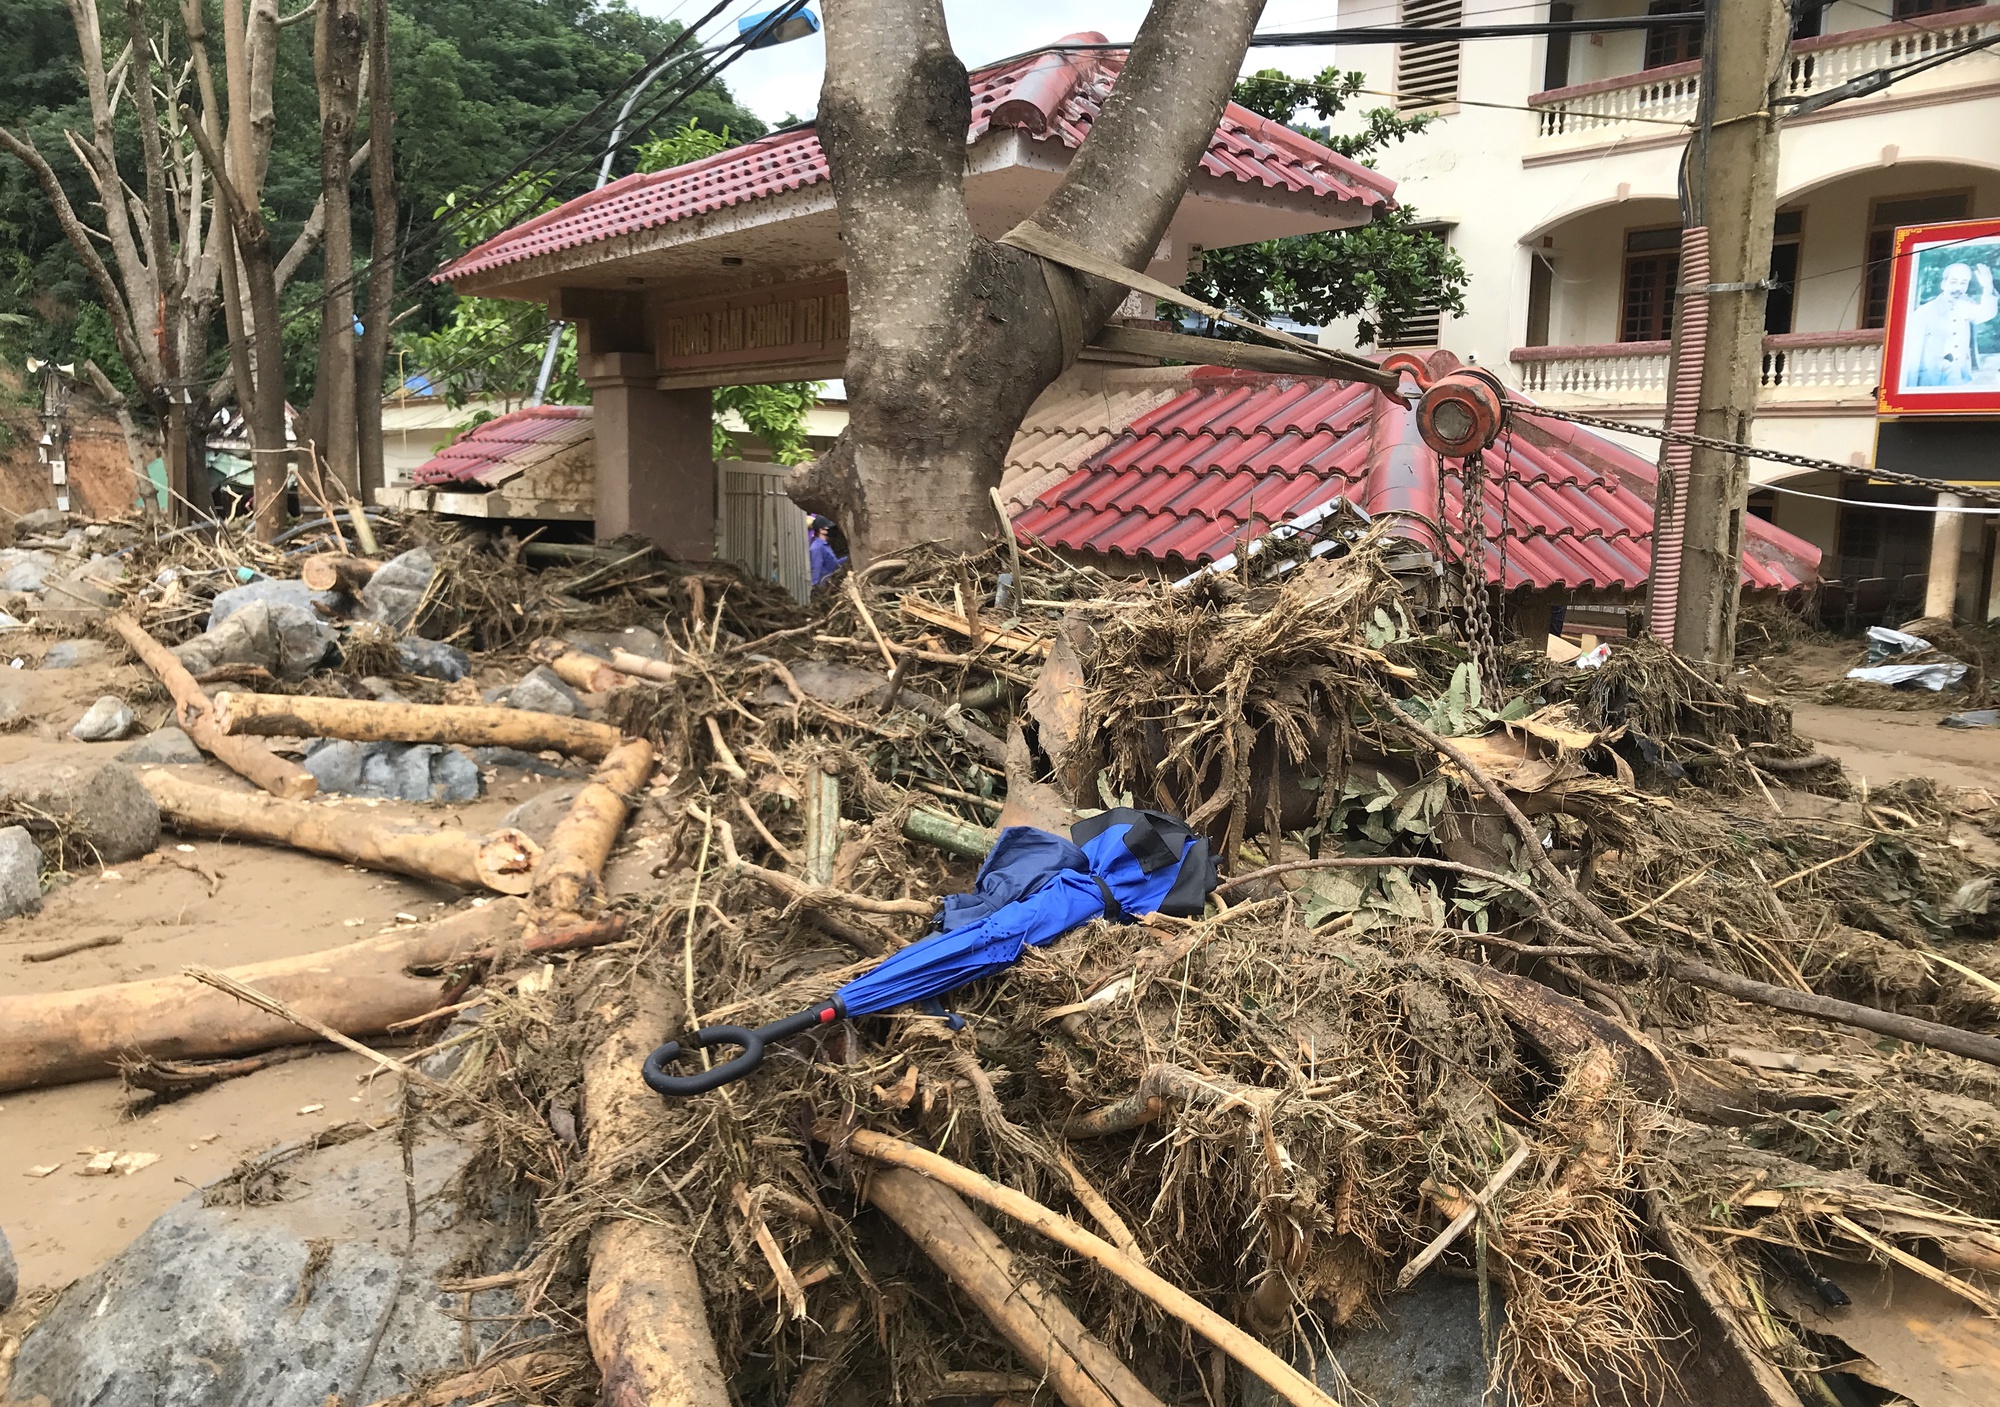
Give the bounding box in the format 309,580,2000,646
635,1,1354,129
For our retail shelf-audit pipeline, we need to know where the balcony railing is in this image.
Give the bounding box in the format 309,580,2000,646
1512,329,1883,400
1530,7,2000,141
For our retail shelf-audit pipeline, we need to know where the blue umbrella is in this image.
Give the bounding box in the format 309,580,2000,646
643,808,1217,1097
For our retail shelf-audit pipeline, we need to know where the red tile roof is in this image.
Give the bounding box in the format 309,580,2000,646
412,405,592,488
441,35,1395,284
1011,364,1820,593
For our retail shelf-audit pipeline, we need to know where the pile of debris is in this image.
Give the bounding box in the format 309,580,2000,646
3,510,1998,1407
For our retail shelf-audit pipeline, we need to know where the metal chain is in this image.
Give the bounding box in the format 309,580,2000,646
1513,404,2000,507
1460,448,1502,696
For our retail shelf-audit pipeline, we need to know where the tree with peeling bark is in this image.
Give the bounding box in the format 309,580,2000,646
786,0,1271,562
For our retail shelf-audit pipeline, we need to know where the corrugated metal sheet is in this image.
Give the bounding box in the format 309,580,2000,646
411,405,591,488
1011,369,1820,593
442,35,1391,285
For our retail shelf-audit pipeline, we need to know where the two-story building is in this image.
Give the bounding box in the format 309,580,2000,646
1322,0,2000,620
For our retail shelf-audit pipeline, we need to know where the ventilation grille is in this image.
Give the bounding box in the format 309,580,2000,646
1397,0,1463,110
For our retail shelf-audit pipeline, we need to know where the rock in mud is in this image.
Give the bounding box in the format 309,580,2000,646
503,665,580,717
41,639,109,669
501,786,581,847
8,1130,537,1407
0,825,40,920
394,636,471,682
473,746,586,779
71,695,137,742
0,549,59,594
360,548,436,633
15,508,66,537
35,561,120,628
174,600,335,680
0,756,159,863
0,1221,15,1312
116,727,205,767
301,739,481,803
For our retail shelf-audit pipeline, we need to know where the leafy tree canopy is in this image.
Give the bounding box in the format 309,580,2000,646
1171,67,1468,349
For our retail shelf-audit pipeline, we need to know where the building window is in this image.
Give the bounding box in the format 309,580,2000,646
1863,191,1971,328
1396,0,1462,111
1542,1,1574,92
1766,209,1804,337
1526,253,1555,347
1894,0,1979,17
1379,224,1454,350
1644,0,1704,71
1622,226,1681,343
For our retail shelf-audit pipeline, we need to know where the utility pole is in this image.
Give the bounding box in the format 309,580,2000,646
1668,0,1790,667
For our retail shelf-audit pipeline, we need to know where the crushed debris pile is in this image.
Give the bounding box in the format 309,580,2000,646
4,507,1998,1407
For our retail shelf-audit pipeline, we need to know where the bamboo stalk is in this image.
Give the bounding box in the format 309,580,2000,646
213,690,624,760
108,613,319,799
831,1127,1343,1407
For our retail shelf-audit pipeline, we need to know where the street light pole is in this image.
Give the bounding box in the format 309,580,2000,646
528,7,821,405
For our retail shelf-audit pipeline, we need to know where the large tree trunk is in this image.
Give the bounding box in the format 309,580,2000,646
791,0,1264,561
311,0,367,498
353,0,396,501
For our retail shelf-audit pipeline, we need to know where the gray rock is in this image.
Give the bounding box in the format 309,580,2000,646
9,1130,535,1407
0,825,44,920
302,739,481,803
116,727,204,766
473,746,587,779
42,639,109,669
0,1221,15,1313
0,549,59,593
0,756,160,864
565,625,663,661
355,677,409,703
501,786,581,848
15,507,66,536
361,548,436,633
35,562,119,627
503,665,580,717
174,600,335,681
208,578,340,632
394,636,471,682
71,694,137,742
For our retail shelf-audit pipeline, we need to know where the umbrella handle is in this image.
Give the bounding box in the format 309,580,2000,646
641,1003,840,1098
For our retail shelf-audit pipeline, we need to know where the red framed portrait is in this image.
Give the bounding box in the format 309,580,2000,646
1878,216,2000,416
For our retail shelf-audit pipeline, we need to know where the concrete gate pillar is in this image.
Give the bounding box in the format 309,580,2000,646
582,352,715,561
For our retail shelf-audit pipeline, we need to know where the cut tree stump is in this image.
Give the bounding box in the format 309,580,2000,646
107,613,318,800
140,767,541,894
213,691,624,760
866,1167,1167,1407
531,737,655,918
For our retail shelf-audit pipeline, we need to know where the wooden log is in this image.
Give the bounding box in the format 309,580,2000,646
213,690,625,760
0,900,523,1091
531,737,654,917
300,554,381,593
139,767,541,895
543,648,622,694
866,1167,1167,1407
607,648,675,684
584,946,730,1407
107,613,318,799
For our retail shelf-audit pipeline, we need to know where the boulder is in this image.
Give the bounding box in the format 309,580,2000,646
501,785,581,848
0,1221,15,1313
174,600,335,681
8,1131,535,1407
360,548,436,633
565,625,663,661
0,756,160,864
116,727,205,767
36,561,120,628
42,639,110,669
0,549,59,594
208,578,340,632
71,695,137,742
0,825,43,920
503,665,580,717
301,739,481,803
15,507,66,536
395,637,471,682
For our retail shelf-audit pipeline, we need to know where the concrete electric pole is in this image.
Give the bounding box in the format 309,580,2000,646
1668,0,1791,668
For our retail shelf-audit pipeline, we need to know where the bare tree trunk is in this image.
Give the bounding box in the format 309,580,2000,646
791,0,1265,560
311,0,366,498
353,0,395,501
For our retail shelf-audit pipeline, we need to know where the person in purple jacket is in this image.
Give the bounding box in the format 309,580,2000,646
808,516,847,586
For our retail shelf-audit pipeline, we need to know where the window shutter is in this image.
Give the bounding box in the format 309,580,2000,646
1397,0,1462,111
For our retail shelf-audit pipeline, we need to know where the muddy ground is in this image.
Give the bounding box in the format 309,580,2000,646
0,628,1995,1300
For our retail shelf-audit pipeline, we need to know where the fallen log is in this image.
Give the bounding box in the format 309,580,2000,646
0,900,523,1091
140,767,540,895
607,648,675,684
584,947,731,1407
108,613,318,800
531,737,654,917
532,641,623,694
830,1127,1342,1407
213,690,624,760
300,554,381,593
866,1166,1167,1407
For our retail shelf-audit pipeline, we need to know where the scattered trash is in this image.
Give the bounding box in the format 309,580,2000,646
1943,708,1998,729
1574,641,1611,669
1846,660,1968,691
1864,624,1932,662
